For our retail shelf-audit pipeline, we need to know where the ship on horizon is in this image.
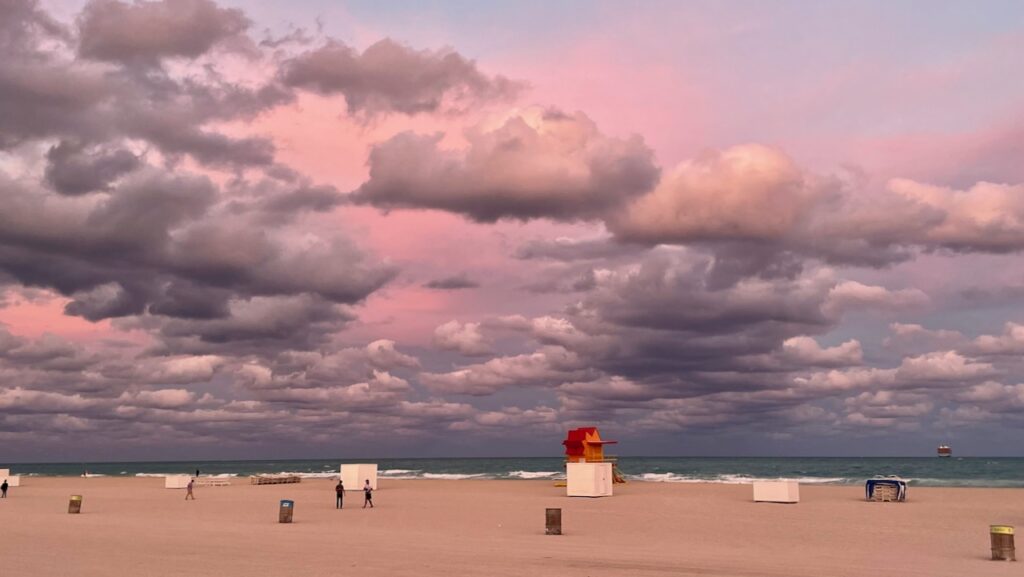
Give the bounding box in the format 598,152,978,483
937,444,952,458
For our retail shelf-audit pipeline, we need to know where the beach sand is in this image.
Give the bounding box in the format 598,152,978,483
1,477,1020,576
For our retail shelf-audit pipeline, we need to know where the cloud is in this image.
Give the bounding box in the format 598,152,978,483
232,339,420,391
465,405,560,429
77,0,252,65
424,274,479,290
117,388,196,409
0,168,395,327
608,145,1024,272
255,370,412,409
132,295,357,354
895,351,997,385
822,281,929,317
514,236,645,262
280,38,522,116
884,323,964,350
352,108,659,222
144,355,224,384
1,1,286,167
44,140,141,195
0,387,100,413
967,322,1024,356
421,346,596,395
4,0,1024,455
610,144,830,243
780,336,863,367
433,320,492,356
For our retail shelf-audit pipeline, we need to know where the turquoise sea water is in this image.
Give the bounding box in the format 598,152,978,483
3,457,1023,487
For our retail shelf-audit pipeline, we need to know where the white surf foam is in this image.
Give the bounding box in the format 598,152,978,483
633,473,847,484
380,469,422,477
276,471,338,479
421,473,489,480
507,470,562,479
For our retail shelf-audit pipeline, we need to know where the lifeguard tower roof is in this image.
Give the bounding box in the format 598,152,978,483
563,427,617,461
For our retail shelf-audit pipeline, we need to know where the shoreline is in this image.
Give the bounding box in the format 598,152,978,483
7,474,1024,490
7,456,1024,489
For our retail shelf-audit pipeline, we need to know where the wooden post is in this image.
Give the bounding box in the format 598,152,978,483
991,525,1015,561
68,495,82,514
545,508,561,535
279,499,294,523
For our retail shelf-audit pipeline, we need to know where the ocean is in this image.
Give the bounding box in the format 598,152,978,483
3,457,1023,487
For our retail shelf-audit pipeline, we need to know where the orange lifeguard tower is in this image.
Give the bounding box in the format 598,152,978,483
562,427,626,483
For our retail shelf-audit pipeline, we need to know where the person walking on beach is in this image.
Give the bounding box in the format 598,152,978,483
335,479,345,509
1,479,7,498
362,479,373,508
185,478,195,500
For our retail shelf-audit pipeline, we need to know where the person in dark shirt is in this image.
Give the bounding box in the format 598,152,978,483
1,479,8,498
362,479,373,508
335,479,345,509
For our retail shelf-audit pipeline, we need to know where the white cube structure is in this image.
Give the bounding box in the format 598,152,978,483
0,469,19,487
566,462,613,497
752,480,800,503
164,475,192,489
340,464,378,490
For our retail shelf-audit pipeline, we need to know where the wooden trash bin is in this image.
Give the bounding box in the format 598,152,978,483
68,495,82,514
279,499,294,523
991,525,1015,561
545,508,562,535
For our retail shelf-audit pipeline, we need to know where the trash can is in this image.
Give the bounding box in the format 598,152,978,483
68,495,82,514
991,525,1015,561
279,499,294,523
545,508,562,535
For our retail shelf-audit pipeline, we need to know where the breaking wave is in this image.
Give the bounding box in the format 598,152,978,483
508,470,563,479
421,473,489,480
633,473,849,484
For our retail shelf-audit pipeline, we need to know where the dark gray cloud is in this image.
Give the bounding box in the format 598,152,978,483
417,250,1007,440
135,295,357,354
424,274,479,290
77,0,252,65
352,109,659,222
514,236,646,262
44,140,141,195
0,5,289,168
280,38,522,116
0,1,395,333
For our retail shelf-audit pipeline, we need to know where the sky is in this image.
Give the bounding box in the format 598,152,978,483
1,0,1024,461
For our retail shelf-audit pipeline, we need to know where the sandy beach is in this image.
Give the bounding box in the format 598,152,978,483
0,478,1020,577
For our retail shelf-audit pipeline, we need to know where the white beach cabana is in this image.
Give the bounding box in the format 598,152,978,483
752,480,800,503
566,462,613,497
164,474,192,489
0,469,20,487
340,464,378,490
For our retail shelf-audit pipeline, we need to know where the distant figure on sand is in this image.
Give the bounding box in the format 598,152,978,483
335,479,345,509
185,479,195,500
196,469,200,477
363,480,373,508
1,479,7,498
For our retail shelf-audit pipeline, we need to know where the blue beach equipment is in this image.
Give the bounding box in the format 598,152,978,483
865,477,907,502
